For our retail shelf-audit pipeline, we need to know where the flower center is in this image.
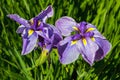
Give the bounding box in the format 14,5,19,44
71,26,95,46
29,18,42,30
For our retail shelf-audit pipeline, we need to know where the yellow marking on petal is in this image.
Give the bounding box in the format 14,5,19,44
82,38,87,46
28,29,34,36
73,26,79,31
91,37,95,41
71,40,78,46
38,20,41,26
86,28,95,32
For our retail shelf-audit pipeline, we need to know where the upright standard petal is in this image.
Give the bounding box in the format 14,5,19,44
58,37,80,64
77,38,99,66
94,37,111,61
22,32,38,55
7,14,30,27
36,5,53,22
55,16,76,36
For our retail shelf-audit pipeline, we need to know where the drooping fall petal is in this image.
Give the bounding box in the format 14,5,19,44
58,37,80,64
76,38,99,65
22,32,38,55
94,37,111,61
7,14,30,27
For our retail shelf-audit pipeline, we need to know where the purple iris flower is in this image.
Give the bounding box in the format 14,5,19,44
7,5,62,55
55,16,111,66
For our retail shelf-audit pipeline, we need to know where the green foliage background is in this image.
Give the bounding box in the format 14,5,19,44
0,0,120,80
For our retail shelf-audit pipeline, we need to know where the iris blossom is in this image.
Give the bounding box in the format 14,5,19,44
56,16,111,65
7,6,62,55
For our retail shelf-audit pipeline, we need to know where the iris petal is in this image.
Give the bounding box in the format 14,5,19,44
95,37,111,61
93,30,106,39
22,32,38,55
58,41,80,64
7,14,30,27
86,23,96,29
86,23,105,39
77,38,99,66
36,5,53,22
16,25,26,34
55,16,76,36
59,36,71,46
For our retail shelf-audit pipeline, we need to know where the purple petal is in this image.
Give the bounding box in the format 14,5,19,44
59,36,71,46
93,30,105,39
53,25,62,39
36,31,45,38
36,5,53,22
7,14,30,27
45,44,53,53
71,34,82,41
55,16,76,36
38,36,45,47
94,37,111,61
21,28,29,38
78,21,87,33
86,23,96,29
42,25,53,39
50,26,62,47
52,33,62,47
22,32,38,55
76,38,99,66
58,38,80,64
16,25,26,33
84,32,94,37
86,23,105,39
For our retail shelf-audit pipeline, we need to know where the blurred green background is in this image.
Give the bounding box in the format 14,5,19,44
0,0,120,80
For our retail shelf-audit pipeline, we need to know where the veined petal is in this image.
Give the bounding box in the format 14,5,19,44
42,25,53,39
36,5,53,22
50,26,62,47
36,31,45,37
22,32,38,55
36,24,52,41
94,37,111,61
59,36,71,46
7,14,30,27
53,25,62,39
86,23,96,29
45,5,53,18
16,25,26,34
77,38,99,66
93,30,106,39
58,41,80,64
86,23,105,39
79,21,87,33
52,33,62,47
55,16,76,36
